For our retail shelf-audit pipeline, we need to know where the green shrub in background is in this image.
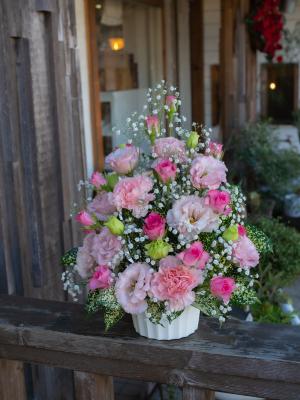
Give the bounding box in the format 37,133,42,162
230,120,300,199
249,217,300,323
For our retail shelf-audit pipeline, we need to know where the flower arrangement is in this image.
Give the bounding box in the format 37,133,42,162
62,82,268,333
246,0,284,62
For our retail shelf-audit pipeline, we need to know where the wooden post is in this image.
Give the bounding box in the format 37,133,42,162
183,386,215,400
74,372,114,400
0,360,26,400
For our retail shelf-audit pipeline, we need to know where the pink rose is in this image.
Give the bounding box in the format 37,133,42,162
75,210,94,226
90,171,106,188
76,233,96,278
89,265,113,290
143,212,166,240
153,137,187,162
210,276,236,304
206,142,223,159
190,155,227,190
153,159,177,183
115,263,153,314
113,175,155,218
146,115,159,132
205,190,231,215
166,195,220,241
177,242,210,270
105,144,139,174
150,257,203,311
233,236,259,269
87,191,116,221
91,227,122,266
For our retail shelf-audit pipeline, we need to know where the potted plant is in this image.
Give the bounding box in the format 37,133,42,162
61,83,264,340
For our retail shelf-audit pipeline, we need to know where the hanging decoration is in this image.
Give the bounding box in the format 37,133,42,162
246,0,284,62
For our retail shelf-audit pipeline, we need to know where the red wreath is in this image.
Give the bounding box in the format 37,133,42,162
246,0,284,62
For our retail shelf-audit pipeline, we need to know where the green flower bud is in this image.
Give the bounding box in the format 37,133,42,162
106,172,119,190
118,143,126,149
104,216,124,235
145,239,172,260
186,131,199,149
223,225,239,242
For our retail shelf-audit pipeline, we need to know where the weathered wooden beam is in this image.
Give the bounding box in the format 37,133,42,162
0,296,300,399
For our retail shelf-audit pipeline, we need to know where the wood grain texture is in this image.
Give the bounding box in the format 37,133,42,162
0,359,26,400
74,372,114,400
1,295,300,399
183,386,215,400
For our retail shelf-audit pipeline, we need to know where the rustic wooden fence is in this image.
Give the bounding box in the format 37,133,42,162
0,295,300,400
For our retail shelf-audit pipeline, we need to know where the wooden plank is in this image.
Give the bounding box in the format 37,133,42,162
84,0,104,170
1,296,300,399
74,372,114,400
0,359,26,400
183,386,215,400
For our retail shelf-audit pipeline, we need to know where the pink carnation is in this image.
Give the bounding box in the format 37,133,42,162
113,175,155,218
90,171,106,188
206,142,223,159
105,144,139,174
190,155,227,190
115,263,153,314
89,265,113,290
75,210,94,226
233,236,259,269
210,276,236,304
143,212,166,240
205,189,231,215
87,191,116,221
166,195,220,241
177,242,210,270
76,233,96,278
153,137,187,162
91,227,122,266
153,159,177,183
150,257,203,311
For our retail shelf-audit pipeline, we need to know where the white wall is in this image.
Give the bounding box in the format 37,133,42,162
74,0,94,176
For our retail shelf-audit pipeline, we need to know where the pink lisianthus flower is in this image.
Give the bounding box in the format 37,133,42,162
205,189,231,215
150,257,203,312
177,242,210,270
87,191,116,221
75,210,94,226
90,171,107,188
166,95,177,111
89,265,113,291
105,144,139,175
91,227,122,266
76,232,96,278
115,263,153,314
210,276,236,304
238,224,247,237
190,155,227,190
166,195,220,241
146,115,159,132
233,235,259,269
113,175,155,218
153,159,177,183
206,142,223,159
143,212,166,240
153,137,187,162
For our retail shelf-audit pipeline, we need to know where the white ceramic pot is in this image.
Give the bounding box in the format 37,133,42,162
132,306,200,340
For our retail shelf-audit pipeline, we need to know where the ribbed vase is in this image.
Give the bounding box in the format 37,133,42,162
132,306,200,340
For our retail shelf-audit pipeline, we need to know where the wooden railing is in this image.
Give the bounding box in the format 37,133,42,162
0,295,300,400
